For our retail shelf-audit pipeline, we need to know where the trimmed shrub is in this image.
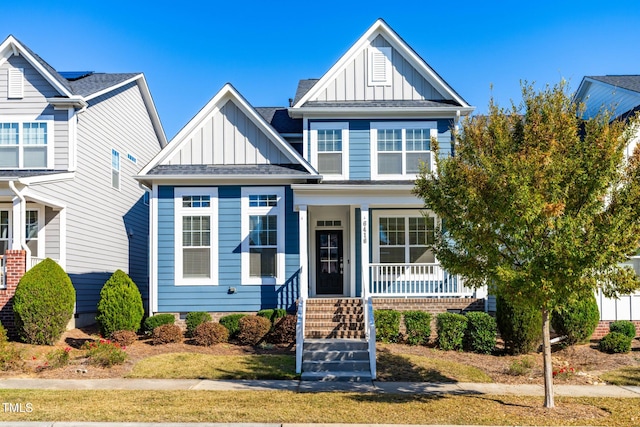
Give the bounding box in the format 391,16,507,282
143,314,175,335
0,345,23,371
269,314,297,344
436,312,468,351
185,312,212,337
0,322,7,346
219,314,247,338
151,324,183,345
551,293,600,345
496,294,542,355
374,309,401,343
609,320,637,339
13,258,75,345
237,315,271,345
403,311,432,346
257,309,288,324
194,322,229,346
95,270,144,337
83,339,127,367
598,331,632,354
110,330,137,347
257,309,275,321
464,311,497,354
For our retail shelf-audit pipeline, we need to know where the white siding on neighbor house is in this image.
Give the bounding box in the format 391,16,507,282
44,206,60,261
316,35,445,103
0,55,70,170
167,99,289,165
32,81,160,312
580,80,640,119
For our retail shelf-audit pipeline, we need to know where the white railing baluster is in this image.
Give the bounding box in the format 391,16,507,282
368,263,473,298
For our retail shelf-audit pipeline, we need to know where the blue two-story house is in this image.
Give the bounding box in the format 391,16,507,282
137,20,486,377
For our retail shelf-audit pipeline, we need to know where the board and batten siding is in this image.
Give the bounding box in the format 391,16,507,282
168,99,289,166
156,185,300,313
0,55,70,170
316,35,445,103
33,81,161,313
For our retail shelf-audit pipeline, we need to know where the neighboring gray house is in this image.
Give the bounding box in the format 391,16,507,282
0,35,167,328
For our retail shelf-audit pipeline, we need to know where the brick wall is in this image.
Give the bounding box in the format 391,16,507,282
592,320,640,340
0,250,26,335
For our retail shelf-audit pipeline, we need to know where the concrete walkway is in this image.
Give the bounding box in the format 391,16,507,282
0,378,639,397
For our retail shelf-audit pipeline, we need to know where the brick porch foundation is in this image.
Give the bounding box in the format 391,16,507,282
0,250,26,335
591,320,640,340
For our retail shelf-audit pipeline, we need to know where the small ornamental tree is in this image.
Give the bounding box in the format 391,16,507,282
13,258,75,345
415,81,640,408
96,270,144,337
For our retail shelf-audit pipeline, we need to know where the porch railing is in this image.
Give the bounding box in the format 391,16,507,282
295,297,306,374
29,257,57,270
369,263,474,298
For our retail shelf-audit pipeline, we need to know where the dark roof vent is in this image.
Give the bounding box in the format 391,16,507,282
59,71,94,81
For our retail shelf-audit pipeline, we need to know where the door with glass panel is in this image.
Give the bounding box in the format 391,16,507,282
316,230,344,295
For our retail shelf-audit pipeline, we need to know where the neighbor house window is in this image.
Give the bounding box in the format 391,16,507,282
310,122,349,180
374,211,436,264
111,149,120,189
0,210,9,255
174,188,218,285
370,122,437,179
0,118,52,168
242,187,285,285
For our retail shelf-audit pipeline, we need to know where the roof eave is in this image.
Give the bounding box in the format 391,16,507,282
46,96,88,109
288,106,474,118
135,173,321,181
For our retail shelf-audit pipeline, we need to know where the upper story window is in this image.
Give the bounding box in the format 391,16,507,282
174,188,218,286
242,187,285,285
309,122,349,180
368,47,392,86
370,122,437,180
0,118,52,169
111,149,120,189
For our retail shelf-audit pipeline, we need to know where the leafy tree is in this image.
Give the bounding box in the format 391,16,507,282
414,81,640,408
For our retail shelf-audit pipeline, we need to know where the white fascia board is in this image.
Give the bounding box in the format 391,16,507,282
2,36,73,97
289,106,474,119
136,174,321,184
20,188,66,209
46,97,87,109
291,183,414,192
18,172,75,185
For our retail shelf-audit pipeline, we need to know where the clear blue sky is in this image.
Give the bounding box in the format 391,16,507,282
4,1,640,140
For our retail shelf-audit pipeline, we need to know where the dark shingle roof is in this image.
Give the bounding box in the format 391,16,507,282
13,35,73,93
255,107,302,134
300,100,462,108
293,79,319,105
67,73,139,97
589,75,640,94
147,164,313,176
0,170,69,179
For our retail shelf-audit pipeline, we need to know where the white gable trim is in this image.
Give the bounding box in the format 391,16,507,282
138,83,317,176
292,19,470,109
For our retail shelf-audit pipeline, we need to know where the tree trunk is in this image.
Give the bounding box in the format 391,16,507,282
542,308,555,408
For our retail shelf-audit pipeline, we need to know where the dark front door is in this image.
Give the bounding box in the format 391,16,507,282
316,230,344,295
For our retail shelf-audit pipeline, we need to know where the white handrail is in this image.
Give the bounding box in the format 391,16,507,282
364,296,376,379
369,263,474,297
295,297,306,374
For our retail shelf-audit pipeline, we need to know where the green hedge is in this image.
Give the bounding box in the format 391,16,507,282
496,294,542,355
143,314,175,335
464,311,497,354
436,312,467,351
403,311,432,346
609,320,636,339
374,310,401,343
219,314,247,338
598,332,632,354
185,312,212,337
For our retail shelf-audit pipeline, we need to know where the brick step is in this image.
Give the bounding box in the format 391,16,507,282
306,313,364,321
305,330,366,339
306,321,364,329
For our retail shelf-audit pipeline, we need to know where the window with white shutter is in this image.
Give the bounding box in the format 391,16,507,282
368,47,392,86
8,68,24,99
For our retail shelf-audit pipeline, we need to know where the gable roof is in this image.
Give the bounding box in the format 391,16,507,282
137,83,318,180
290,19,473,115
576,75,640,121
588,75,640,94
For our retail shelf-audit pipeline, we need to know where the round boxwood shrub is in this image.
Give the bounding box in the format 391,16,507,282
185,312,212,337
598,331,632,354
403,311,432,346
551,293,600,345
374,309,401,343
13,258,75,345
237,315,271,345
464,311,497,354
143,314,175,335
219,314,247,339
436,312,468,351
496,294,542,355
609,320,637,339
95,270,144,337
194,322,229,346
151,324,183,345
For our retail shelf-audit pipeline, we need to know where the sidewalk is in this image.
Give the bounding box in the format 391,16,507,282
0,378,639,397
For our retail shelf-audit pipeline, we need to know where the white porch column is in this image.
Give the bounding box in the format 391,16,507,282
361,204,369,298
298,205,308,299
11,196,21,250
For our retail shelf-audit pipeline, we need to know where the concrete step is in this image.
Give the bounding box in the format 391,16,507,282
303,338,368,352
303,349,369,361
302,360,370,372
300,370,373,382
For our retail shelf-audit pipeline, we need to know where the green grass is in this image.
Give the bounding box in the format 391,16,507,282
601,367,640,386
0,390,637,425
127,353,297,380
376,350,493,382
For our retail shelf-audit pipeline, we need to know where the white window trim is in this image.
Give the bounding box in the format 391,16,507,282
372,209,437,264
174,187,218,286
0,205,12,255
111,148,121,190
0,115,54,169
309,122,349,181
25,206,44,260
370,121,437,180
8,68,24,99
368,47,392,87
241,187,286,285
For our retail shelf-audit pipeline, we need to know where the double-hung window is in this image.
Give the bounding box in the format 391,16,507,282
371,122,437,179
111,149,120,189
309,122,349,180
0,117,52,169
241,187,285,285
374,211,436,265
174,188,218,285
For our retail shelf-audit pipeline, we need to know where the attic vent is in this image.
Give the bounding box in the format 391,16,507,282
368,47,392,86
8,68,24,99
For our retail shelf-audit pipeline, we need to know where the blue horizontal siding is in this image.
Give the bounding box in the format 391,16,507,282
349,120,370,180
